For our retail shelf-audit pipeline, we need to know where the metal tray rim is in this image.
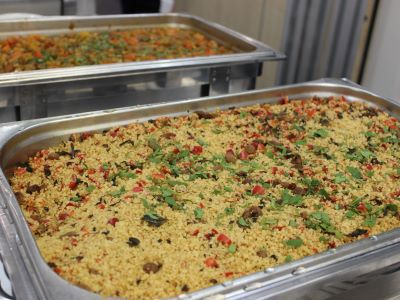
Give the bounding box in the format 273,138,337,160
0,13,285,86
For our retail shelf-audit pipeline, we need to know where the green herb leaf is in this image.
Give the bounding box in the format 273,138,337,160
194,208,204,219
70,196,81,202
346,166,362,179
285,255,293,262
166,179,188,187
228,244,237,254
334,173,347,184
224,186,233,192
240,111,249,119
362,215,376,228
237,217,250,228
345,210,356,219
288,219,298,227
312,129,329,138
86,185,95,193
165,196,178,209
281,190,303,206
110,186,126,197
141,198,151,210
224,207,235,215
364,131,376,138
319,188,329,200
285,238,303,248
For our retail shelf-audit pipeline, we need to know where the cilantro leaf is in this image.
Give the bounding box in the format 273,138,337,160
194,208,204,219
228,244,237,254
346,166,362,179
285,238,303,248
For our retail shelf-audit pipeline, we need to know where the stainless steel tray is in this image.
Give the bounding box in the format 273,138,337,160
0,13,283,86
0,78,399,300
0,13,285,121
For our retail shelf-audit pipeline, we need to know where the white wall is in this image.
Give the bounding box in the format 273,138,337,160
362,0,400,102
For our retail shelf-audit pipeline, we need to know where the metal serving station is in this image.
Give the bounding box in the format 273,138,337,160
0,13,284,122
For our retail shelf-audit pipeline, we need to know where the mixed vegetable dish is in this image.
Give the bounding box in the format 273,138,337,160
0,27,233,72
8,96,400,299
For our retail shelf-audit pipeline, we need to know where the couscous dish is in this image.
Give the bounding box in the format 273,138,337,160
8,96,400,299
0,27,233,73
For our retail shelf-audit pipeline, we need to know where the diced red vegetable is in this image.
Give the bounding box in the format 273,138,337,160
14,167,27,176
199,202,205,209
191,145,203,155
107,217,119,227
68,181,77,190
191,229,200,236
256,143,265,151
272,225,285,231
271,166,278,175
239,150,249,160
204,257,218,268
252,185,265,195
133,186,143,192
357,202,367,213
204,228,218,240
152,173,165,180
97,203,105,209
217,233,232,246
58,213,69,221
328,242,336,249
224,271,234,277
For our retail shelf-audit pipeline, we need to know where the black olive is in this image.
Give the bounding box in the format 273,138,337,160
181,284,190,292
194,110,215,119
44,165,51,177
26,184,41,194
119,140,134,146
371,158,381,165
143,262,161,274
256,250,268,258
209,279,218,284
127,237,140,247
17,162,33,172
242,206,263,222
142,214,167,227
347,228,368,237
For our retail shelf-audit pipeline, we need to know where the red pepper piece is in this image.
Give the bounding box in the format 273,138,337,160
107,217,119,227
217,233,232,246
191,229,200,236
239,150,249,160
357,202,367,213
58,213,69,221
328,242,336,249
133,186,143,192
252,185,265,195
224,271,234,277
191,145,203,155
204,257,218,268
68,181,77,190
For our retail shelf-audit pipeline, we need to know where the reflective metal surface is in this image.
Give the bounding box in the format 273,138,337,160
0,78,399,300
0,13,284,122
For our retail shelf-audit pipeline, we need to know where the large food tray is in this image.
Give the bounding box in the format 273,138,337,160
0,13,284,122
0,78,399,300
